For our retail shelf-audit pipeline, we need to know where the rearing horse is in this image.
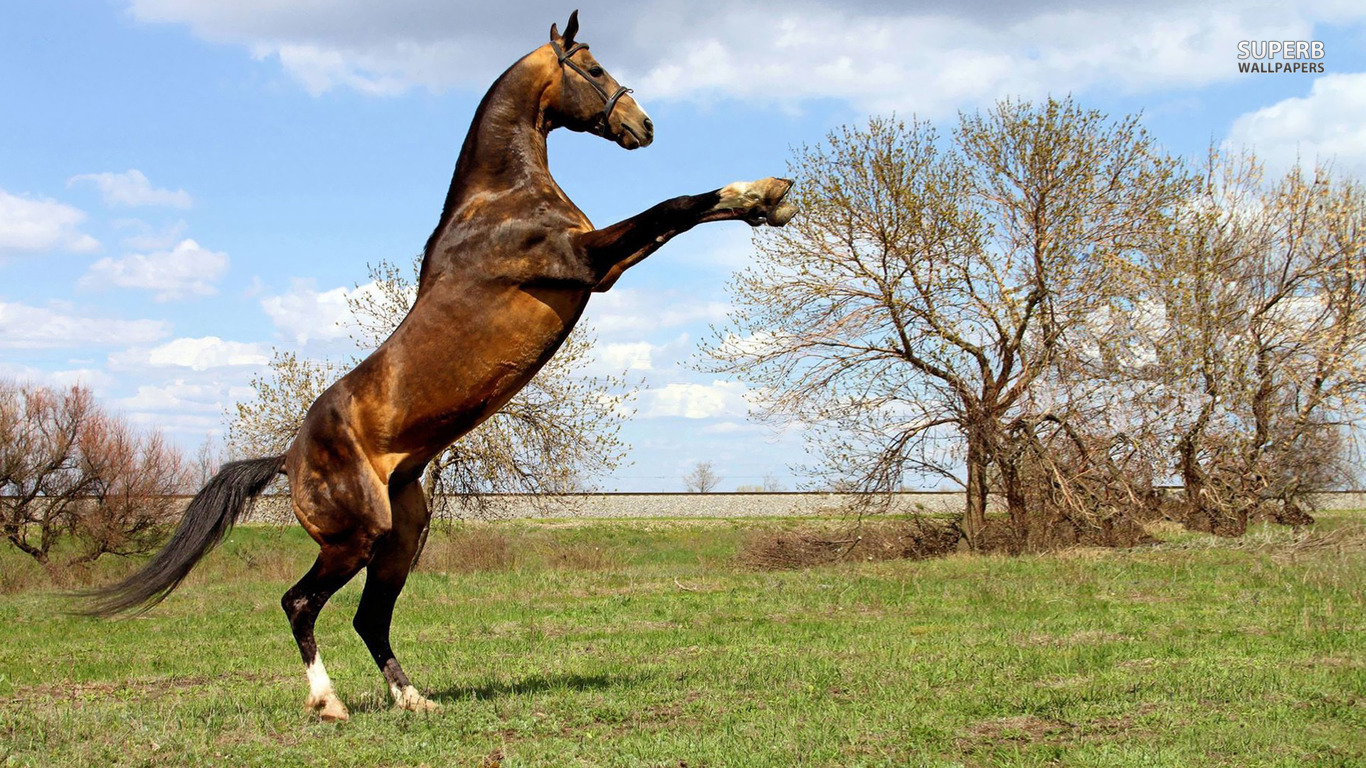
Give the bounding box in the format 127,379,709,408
86,11,795,721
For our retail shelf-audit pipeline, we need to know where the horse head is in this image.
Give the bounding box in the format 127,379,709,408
546,10,653,149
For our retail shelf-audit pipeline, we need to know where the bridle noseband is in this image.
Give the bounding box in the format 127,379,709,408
550,40,632,134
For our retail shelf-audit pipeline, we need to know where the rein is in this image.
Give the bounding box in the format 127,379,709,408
550,40,632,133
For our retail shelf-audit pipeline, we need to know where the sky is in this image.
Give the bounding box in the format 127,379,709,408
2,1,1365,491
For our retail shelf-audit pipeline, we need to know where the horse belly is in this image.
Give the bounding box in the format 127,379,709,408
370,287,585,459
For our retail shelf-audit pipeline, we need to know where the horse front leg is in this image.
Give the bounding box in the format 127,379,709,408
578,177,796,292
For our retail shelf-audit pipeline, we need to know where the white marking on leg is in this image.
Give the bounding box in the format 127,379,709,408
306,655,335,702
716,180,759,211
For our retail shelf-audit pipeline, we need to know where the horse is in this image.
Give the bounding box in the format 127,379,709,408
85,11,796,721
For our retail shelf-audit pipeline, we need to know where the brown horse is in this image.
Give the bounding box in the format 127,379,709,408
86,12,794,720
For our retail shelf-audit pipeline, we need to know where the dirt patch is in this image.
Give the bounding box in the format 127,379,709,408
958,714,1074,750
737,520,961,570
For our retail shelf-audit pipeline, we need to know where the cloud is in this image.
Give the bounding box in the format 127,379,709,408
594,340,657,372
584,287,730,339
123,1,1359,114
0,301,169,349
260,278,383,344
115,219,190,251
0,362,116,391
110,336,269,371
115,379,253,413
112,379,256,437
1225,72,1366,176
81,238,229,301
0,189,100,254
67,169,192,209
639,380,751,419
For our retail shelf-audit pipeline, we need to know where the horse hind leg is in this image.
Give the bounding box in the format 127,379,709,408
352,478,438,713
282,447,393,721
282,546,371,721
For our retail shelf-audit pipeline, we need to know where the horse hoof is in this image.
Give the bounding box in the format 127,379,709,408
395,686,441,713
756,177,794,203
767,202,798,226
307,694,351,722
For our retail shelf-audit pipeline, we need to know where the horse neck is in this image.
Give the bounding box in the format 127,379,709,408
419,54,557,292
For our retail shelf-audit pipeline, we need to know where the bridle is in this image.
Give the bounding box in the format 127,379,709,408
550,40,632,134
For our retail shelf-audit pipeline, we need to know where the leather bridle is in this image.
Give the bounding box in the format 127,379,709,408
550,40,632,135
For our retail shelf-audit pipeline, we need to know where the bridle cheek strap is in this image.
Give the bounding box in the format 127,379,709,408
551,41,632,133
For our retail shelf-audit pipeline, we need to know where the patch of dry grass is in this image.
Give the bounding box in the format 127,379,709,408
737,519,961,570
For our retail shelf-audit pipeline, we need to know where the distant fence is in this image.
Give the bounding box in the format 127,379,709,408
226,490,1366,524
9,491,1366,525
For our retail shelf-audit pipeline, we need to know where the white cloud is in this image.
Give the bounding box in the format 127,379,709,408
110,336,269,371
639,380,751,419
0,189,100,254
584,287,730,339
1225,72,1366,176
112,379,255,437
68,169,192,209
81,238,229,300
124,1,1360,114
260,278,383,344
0,362,116,391
115,218,190,251
0,301,169,349
594,341,656,372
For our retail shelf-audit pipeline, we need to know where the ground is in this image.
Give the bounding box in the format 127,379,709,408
0,515,1362,766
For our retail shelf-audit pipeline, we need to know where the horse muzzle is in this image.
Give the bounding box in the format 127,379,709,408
610,101,653,150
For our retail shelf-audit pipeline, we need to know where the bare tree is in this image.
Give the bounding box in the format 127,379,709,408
229,256,637,517
1146,152,1366,532
71,418,189,564
683,461,721,493
0,380,190,566
705,100,1188,547
0,382,98,564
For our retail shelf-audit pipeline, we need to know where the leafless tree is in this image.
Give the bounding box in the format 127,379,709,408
705,99,1188,547
71,417,189,564
0,382,98,564
0,380,190,567
1146,152,1366,532
683,461,721,493
229,256,637,518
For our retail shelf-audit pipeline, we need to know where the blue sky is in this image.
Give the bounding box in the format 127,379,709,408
3,1,1365,491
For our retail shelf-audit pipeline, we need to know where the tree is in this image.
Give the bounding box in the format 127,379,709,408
230,256,636,516
683,461,721,493
705,99,1188,547
0,380,190,567
1145,152,1366,532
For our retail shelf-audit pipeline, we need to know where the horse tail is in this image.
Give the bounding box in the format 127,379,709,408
80,455,286,617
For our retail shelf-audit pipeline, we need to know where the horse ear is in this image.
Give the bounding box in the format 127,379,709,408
550,22,560,42
563,10,579,46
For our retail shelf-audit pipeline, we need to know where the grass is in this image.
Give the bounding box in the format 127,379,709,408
0,515,1363,766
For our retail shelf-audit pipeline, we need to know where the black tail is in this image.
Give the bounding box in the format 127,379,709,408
80,455,286,617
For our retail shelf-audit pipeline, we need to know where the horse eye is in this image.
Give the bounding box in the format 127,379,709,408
588,66,604,77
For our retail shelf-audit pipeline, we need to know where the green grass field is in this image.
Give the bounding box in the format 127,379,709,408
1,515,1363,767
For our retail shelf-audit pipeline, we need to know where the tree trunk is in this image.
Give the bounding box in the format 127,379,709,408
999,456,1028,552
963,435,989,550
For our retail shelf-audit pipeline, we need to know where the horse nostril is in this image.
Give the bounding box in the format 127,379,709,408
643,117,654,134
